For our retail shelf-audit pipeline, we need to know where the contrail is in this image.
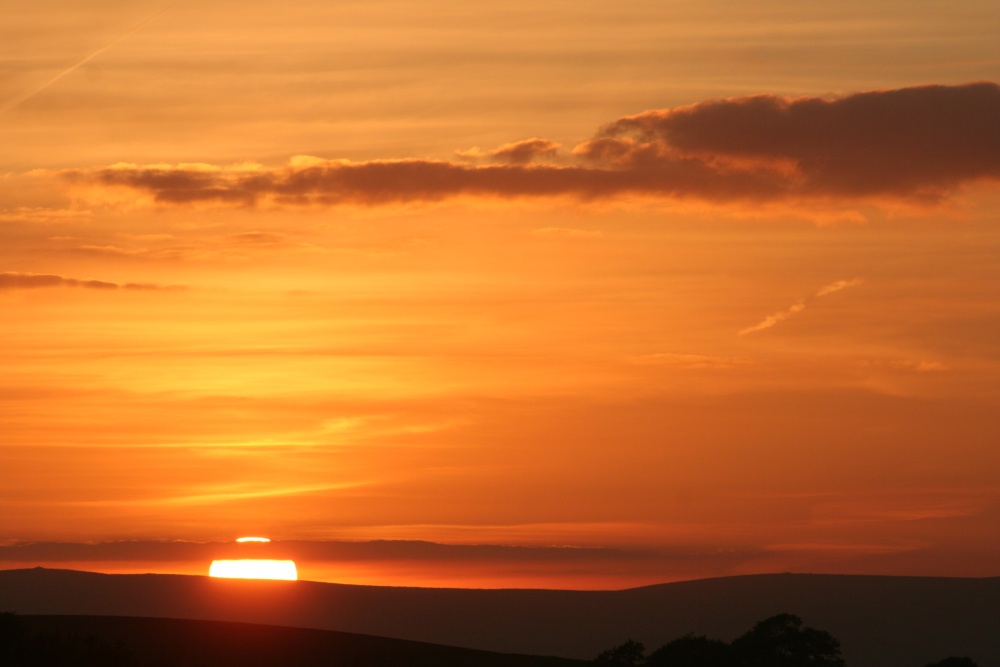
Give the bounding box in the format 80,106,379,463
739,277,863,336
0,3,174,116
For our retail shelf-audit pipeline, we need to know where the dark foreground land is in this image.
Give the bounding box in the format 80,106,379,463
8,614,586,667
1,568,997,666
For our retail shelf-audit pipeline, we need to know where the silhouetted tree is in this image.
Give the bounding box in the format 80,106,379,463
594,613,846,667
646,633,734,667
731,613,843,667
594,639,646,666
925,658,978,667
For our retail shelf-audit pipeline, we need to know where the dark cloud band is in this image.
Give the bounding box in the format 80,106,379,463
0,272,182,291
59,82,1000,208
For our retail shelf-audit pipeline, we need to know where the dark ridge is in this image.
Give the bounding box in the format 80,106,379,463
16,614,586,667
1,568,997,666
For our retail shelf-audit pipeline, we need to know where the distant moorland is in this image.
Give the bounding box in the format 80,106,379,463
1,569,996,666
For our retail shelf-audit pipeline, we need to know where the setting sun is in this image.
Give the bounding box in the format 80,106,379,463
209,559,298,581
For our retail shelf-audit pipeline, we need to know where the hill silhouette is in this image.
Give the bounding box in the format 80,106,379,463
13,614,586,667
1,568,997,666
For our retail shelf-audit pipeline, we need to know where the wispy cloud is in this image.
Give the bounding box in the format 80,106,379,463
74,483,365,508
0,4,174,115
815,277,864,297
530,227,603,239
628,353,749,369
55,83,1000,210
456,138,561,164
0,207,91,225
871,359,949,373
0,272,183,291
739,278,863,336
765,541,923,555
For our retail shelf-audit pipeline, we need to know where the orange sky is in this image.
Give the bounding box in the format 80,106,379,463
2,0,999,589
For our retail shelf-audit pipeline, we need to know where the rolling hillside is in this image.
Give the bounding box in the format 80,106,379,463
11,614,586,667
1,568,996,665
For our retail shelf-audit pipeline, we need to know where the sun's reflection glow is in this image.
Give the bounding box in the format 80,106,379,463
209,559,298,580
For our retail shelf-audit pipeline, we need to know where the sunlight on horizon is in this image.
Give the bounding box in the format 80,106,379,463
209,537,297,580
209,559,298,581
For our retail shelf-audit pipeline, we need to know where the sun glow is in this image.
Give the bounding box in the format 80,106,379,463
209,559,298,580
235,536,271,543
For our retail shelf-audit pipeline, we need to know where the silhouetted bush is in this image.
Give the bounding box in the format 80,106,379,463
646,633,733,667
594,639,647,666
731,613,843,667
594,613,843,667
593,612,987,667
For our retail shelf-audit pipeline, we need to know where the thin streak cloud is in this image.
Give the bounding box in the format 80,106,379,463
816,277,864,297
0,272,183,291
76,483,365,508
0,4,174,116
739,278,863,336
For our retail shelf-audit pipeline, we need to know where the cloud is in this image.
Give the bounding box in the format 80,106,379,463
59,157,611,207
0,272,183,291
814,277,864,297
739,278,862,336
856,358,950,373
67,230,324,262
738,301,807,336
224,231,324,252
530,227,603,239
0,207,92,225
588,82,1000,201
628,353,749,369
0,539,636,564
56,82,1000,209
456,138,561,164
0,4,174,116
77,483,363,507
765,541,922,555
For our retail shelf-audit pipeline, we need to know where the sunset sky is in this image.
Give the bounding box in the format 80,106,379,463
2,0,999,589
